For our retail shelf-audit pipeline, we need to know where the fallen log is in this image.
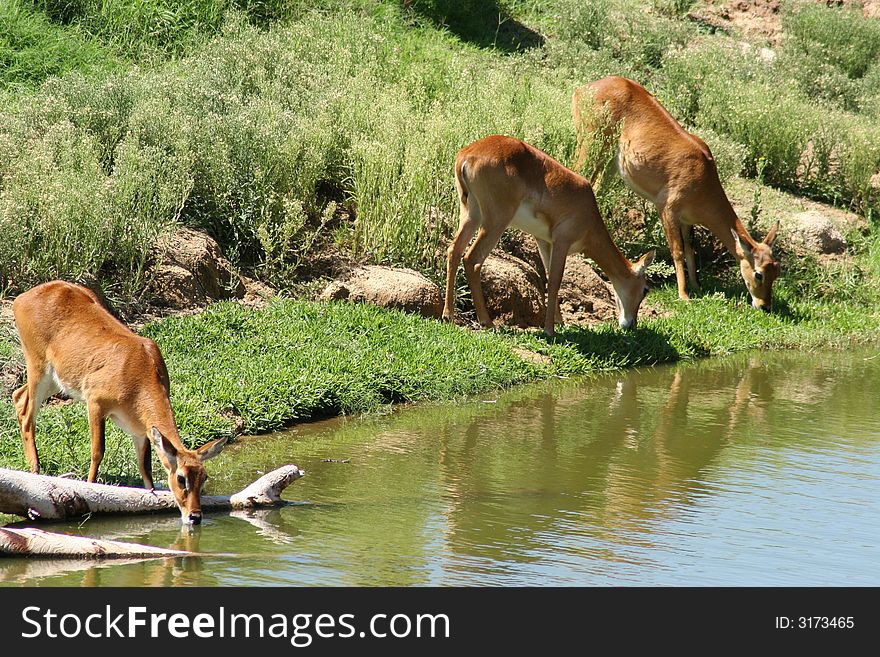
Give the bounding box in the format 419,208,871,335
0,465,305,521
0,527,194,558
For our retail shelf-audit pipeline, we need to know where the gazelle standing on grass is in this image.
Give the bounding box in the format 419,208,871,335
443,134,655,336
11,280,227,524
572,75,780,310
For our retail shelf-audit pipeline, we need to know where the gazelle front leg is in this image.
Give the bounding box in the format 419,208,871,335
537,239,564,326
86,401,106,483
660,205,689,300
134,434,155,490
544,241,570,337
681,222,700,293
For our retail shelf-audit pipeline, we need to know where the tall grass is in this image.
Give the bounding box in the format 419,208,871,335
30,0,314,58
0,11,588,291
1,0,880,298
0,0,118,88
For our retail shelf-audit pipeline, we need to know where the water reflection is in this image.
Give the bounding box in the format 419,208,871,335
4,349,880,586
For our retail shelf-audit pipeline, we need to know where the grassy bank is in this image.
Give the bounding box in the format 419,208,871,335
2,282,879,481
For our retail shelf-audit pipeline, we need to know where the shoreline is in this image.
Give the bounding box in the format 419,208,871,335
1,288,879,482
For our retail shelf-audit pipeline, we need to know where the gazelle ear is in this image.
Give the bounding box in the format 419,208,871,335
196,436,228,462
150,427,178,470
731,228,752,258
763,221,779,247
641,249,656,268
633,249,655,276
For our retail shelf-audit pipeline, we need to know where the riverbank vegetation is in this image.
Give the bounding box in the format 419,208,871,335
1,1,880,479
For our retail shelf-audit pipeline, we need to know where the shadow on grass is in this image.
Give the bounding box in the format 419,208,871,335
406,0,544,52
550,324,690,367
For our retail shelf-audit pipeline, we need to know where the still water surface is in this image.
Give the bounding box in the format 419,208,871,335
3,349,880,586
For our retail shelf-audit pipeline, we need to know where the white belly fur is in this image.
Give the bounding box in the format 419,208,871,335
49,364,84,402
509,202,552,242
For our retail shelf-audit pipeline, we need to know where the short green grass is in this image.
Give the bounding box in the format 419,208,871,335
2,283,878,480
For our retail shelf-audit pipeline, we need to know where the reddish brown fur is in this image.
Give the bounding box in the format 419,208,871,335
444,135,654,335
12,280,226,523
573,76,779,310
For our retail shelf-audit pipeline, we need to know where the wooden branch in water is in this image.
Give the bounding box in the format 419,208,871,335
0,465,305,521
0,527,194,558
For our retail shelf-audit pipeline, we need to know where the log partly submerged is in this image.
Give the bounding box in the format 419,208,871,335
0,465,305,521
0,527,195,558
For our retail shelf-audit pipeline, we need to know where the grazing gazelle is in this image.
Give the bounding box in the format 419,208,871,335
12,280,227,524
573,75,780,310
443,135,655,336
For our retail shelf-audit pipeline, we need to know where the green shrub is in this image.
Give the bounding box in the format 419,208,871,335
785,4,880,79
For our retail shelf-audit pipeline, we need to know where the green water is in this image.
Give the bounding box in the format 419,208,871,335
3,348,880,586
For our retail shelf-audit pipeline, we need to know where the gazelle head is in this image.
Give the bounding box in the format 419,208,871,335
613,250,656,330
150,427,228,525
732,223,780,312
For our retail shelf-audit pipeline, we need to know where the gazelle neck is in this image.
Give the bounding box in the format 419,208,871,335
582,226,636,285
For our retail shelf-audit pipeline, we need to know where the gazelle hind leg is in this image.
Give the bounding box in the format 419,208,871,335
14,364,59,473
462,216,510,329
444,195,481,323
86,401,106,483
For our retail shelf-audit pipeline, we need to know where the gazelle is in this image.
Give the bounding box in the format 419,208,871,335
11,280,227,524
572,75,780,310
443,135,655,336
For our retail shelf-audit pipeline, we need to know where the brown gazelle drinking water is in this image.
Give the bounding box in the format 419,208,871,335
443,135,655,336
572,76,780,311
12,280,227,524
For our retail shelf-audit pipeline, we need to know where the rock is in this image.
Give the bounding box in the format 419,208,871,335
498,231,545,277
559,255,618,324
480,252,546,328
319,265,444,318
787,211,848,255
147,228,245,309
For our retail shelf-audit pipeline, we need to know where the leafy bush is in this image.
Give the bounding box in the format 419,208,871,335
785,4,880,79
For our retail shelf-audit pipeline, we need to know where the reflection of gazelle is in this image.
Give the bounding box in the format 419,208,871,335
443,135,655,335
12,280,227,524
573,76,779,310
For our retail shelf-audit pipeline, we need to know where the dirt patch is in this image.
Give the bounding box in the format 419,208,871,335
690,0,784,45
512,346,552,366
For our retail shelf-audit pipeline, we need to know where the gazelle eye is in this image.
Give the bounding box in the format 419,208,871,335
177,474,187,489
754,271,764,282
